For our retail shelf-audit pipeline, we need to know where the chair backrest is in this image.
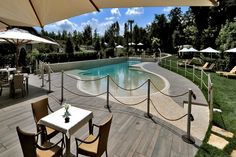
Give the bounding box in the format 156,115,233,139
13,74,24,89
202,62,209,68
31,98,49,124
16,126,37,157
208,63,215,70
0,71,8,84
230,66,236,74
97,114,113,156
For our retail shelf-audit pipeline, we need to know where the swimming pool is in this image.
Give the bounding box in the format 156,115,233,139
68,61,165,97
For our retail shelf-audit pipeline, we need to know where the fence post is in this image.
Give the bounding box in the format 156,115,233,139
185,62,187,77
209,83,213,122
170,60,172,70
48,66,51,93
182,89,195,144
165,58,166,65
192,65,195,82
144,79,152,118
104,75,111,111
60,70,64,103
41,62,44,87
201,70,203,89
177,61,179,73
207,74,211,103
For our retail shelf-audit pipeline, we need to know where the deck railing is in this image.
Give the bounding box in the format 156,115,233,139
39,60,211,144
160,58,213,122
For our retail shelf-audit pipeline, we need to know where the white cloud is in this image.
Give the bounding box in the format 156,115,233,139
105,17,115,21
78,18,114,35
163,7,174,13
125,7,144,16
44,19,79,33
111,8,121,16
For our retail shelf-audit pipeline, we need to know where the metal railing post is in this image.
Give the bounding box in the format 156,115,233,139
144,79,152,118
209,83,213,122
41,63,44,87
185,62,187,77
201,70,203,89
177,61,179,73
60,70,64,103
170,60,172,70
48,67,51,93
182,89,195,144
104,75,111,111
192,65,195,82
208,74,211,103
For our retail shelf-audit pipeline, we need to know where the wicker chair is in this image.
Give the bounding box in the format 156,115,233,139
12,74,25,97
0,72,9,96
75,114,113,157
31,98,59,145
16,126,64,157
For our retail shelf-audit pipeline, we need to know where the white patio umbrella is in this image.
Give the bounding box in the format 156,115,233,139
225,48,236,53
137,43,144,46
116,45,124,48
188,47,198,52
0,0,216,29
0,28,58,68
200,47,220,59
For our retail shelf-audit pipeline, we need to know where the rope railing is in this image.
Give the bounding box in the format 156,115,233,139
109,76,148,91
150,99,188,121
109,92,147,106
150,81,188,97
64,72,107,82
63,86,107,97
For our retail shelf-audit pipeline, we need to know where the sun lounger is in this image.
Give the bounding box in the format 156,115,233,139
196,62,209,70
216,66,236,76
178,59,192,67
202,63,215,71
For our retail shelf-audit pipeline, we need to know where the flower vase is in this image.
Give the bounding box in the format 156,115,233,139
65,117,70,123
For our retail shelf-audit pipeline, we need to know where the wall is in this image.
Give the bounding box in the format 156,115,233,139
48,57,129,72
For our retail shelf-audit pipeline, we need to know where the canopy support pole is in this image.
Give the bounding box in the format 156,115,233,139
29,0,43,28
89,0,100,12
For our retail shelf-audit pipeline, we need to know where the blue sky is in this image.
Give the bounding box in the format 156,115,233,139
39,7,189,36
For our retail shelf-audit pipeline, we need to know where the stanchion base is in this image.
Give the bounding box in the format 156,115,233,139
104,105,112,109
60,99,66,104
47,91,53,94
182,135,195,144
144,113,153,118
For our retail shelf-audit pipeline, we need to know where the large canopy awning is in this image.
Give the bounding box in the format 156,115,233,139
0,0,217,29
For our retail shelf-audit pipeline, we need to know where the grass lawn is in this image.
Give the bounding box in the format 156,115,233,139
161,55,236,157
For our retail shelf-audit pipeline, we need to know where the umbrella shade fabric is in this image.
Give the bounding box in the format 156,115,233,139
200,47,220,53
179,48,189,53
0,28,58,68
128,42,135,46
116,45,124,48
0,28,58,45
0,0,216,29
188,47,198,52
225,48,236,53
137,43,144,46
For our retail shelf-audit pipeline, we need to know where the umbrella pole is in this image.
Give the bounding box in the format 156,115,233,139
16,46,20,69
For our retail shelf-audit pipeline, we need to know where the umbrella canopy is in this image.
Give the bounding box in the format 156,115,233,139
0,0,216,29
200,47,220,53
116,45,124,48
137,43,144,46
188,47,198,52
179,47,189,53
225,48,236,53
128,42,135,46
0,28,58,68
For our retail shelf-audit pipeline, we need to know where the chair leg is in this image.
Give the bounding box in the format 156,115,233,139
106,150,108,157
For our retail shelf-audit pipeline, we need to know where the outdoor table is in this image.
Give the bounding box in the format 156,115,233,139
0,68,16,77
38,106,93,157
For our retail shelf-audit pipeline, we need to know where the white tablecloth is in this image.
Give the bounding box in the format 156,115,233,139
38,106,93,137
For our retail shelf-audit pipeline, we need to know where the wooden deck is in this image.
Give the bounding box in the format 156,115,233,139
0,73,203,157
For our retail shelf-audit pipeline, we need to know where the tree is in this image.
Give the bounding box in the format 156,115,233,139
83,25,92,46
128,20,134,47
124,23,129,52
151,37,160,52
65,38,74,55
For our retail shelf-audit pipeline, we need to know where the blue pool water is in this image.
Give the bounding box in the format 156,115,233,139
68,61,165,97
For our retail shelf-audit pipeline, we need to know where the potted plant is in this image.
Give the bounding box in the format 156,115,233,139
63,103,71,123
